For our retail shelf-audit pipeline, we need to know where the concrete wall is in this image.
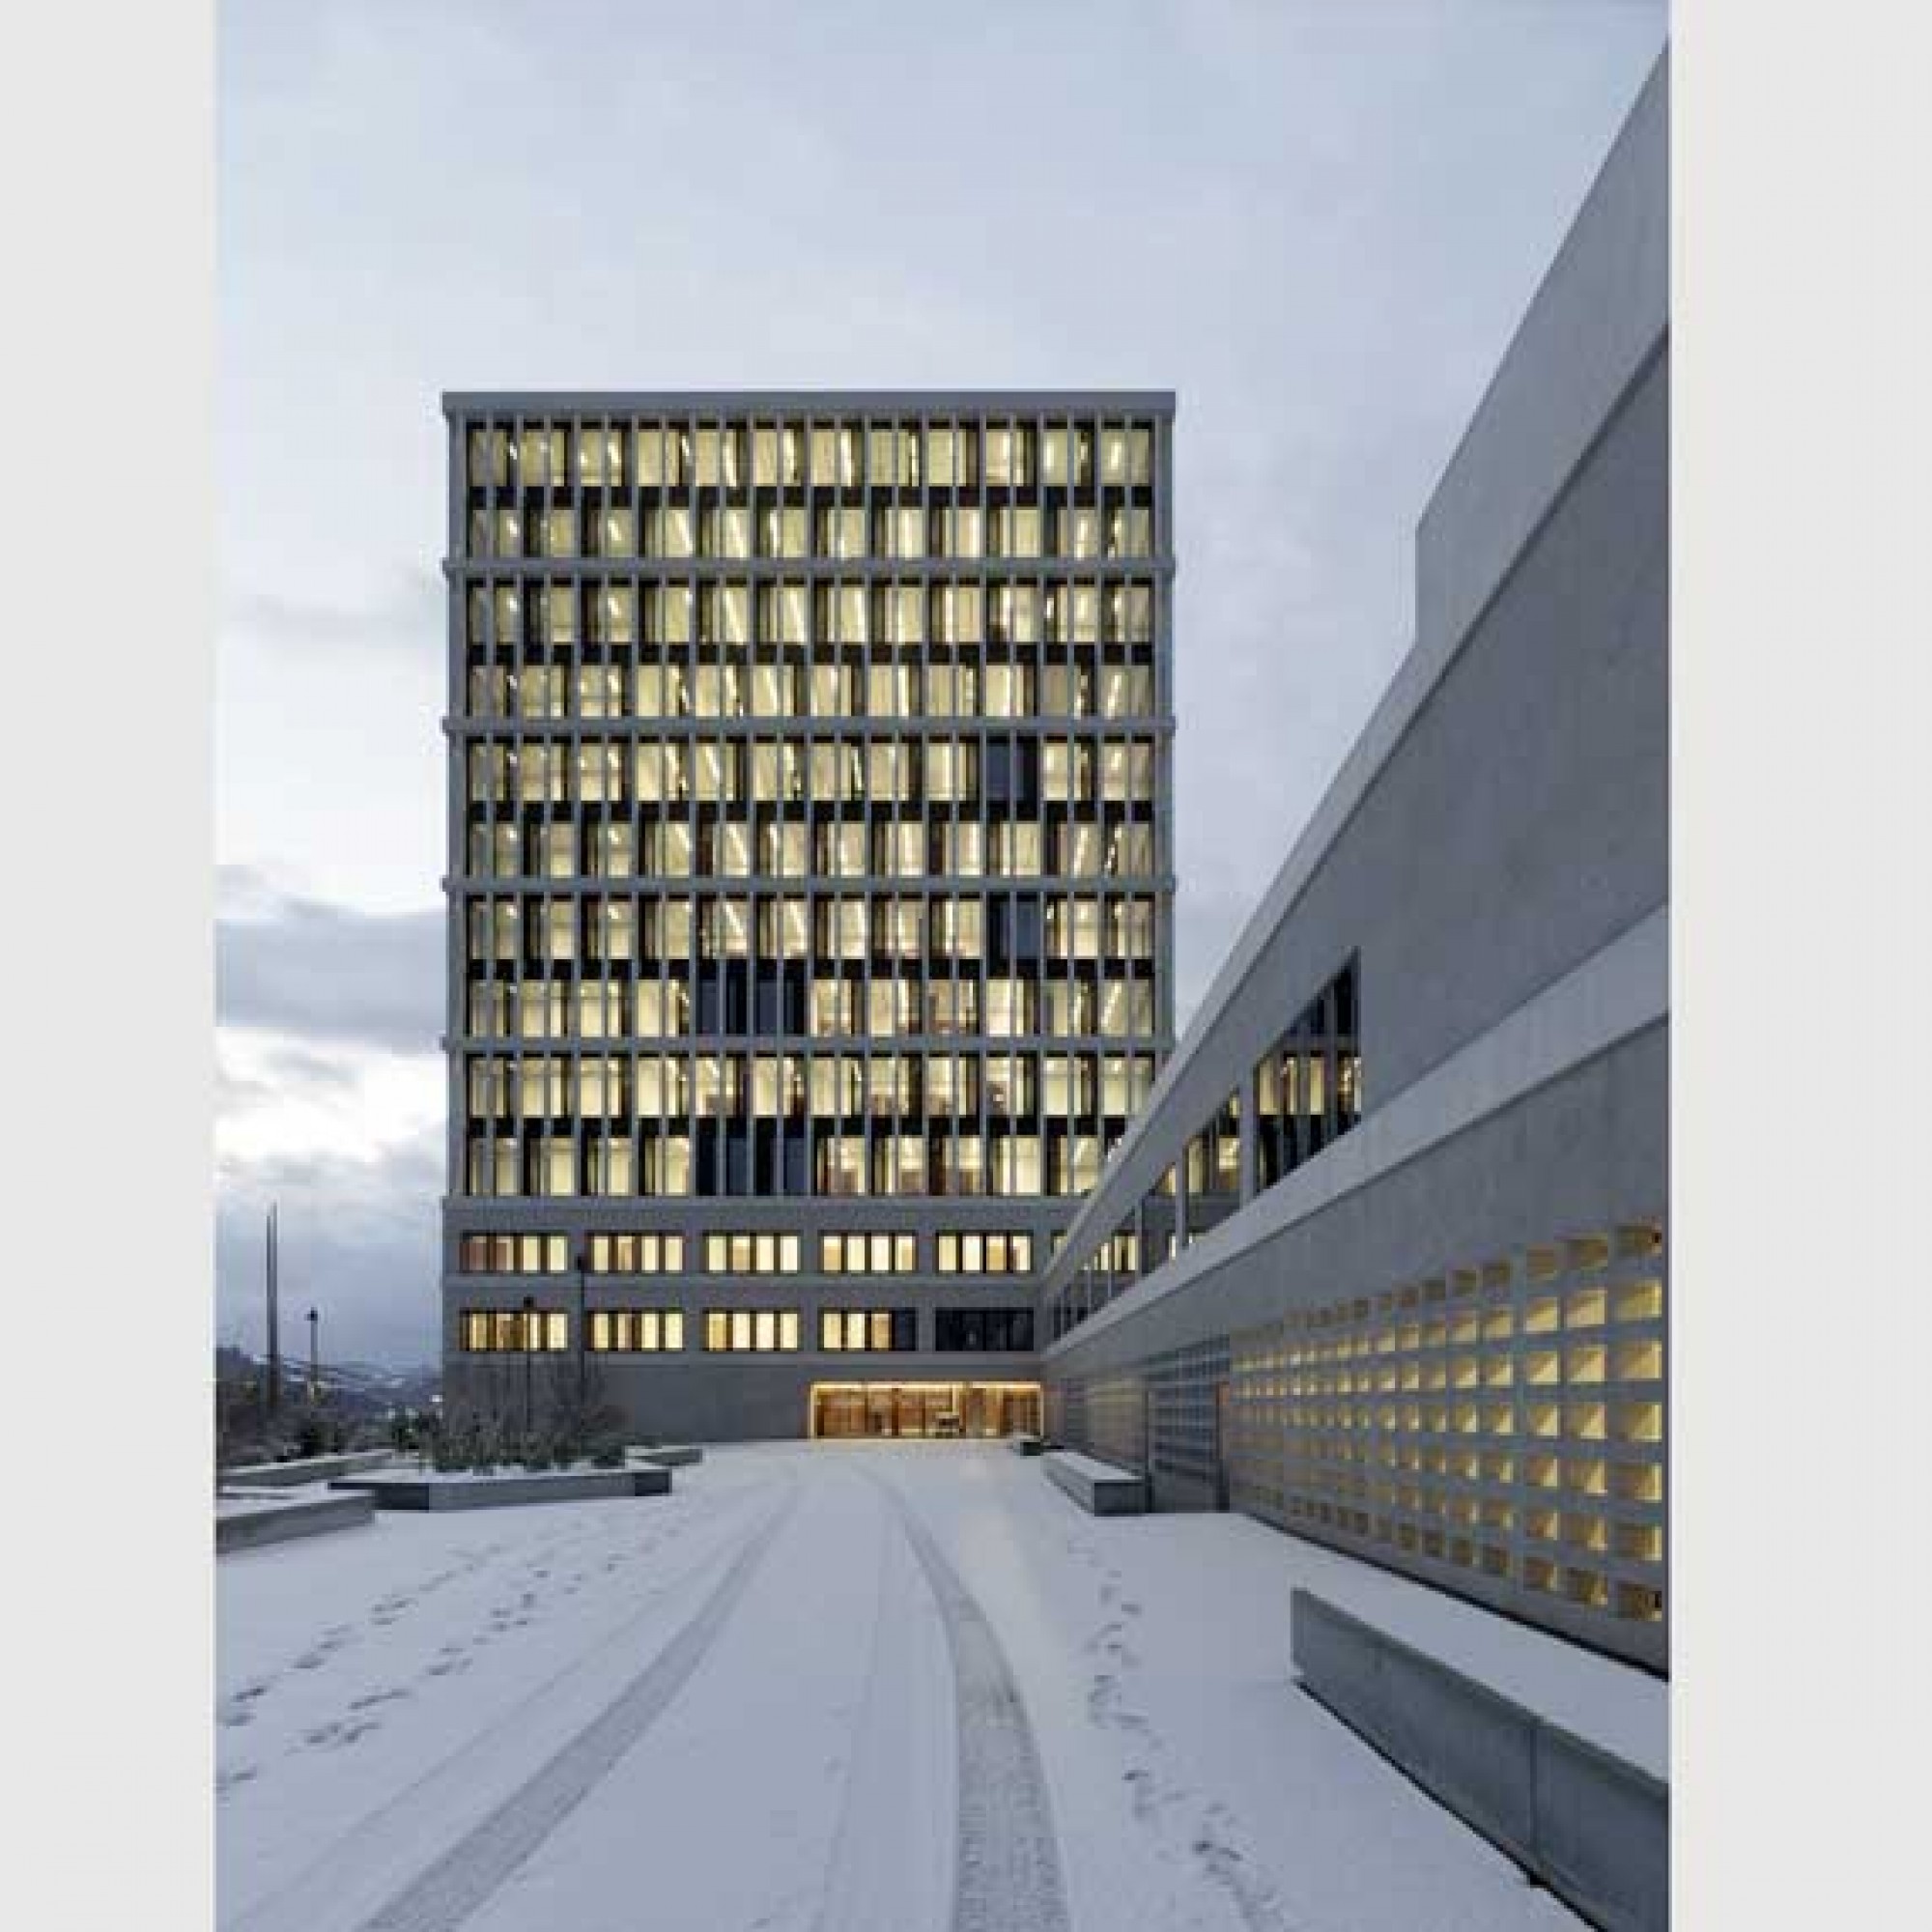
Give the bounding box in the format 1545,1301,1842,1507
1041,54,1668,1291
1415,54,1668,668
1039,51,1669,1670
1040,348,1666,1283
1293,1590,1668,1932
1052,1023,1664,1379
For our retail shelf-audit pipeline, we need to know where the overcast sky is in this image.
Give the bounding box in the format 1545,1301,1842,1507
214,0,1666,1367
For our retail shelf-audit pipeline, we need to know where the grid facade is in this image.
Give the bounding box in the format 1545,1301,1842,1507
1227,1223,1667,1633
440,392,1176,1435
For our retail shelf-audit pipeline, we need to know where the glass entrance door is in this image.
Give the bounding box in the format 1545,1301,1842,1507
810,1381,1043,1439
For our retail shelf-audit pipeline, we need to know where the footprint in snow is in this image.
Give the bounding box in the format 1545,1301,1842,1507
217,1683,270,1726
302,1717,379,1749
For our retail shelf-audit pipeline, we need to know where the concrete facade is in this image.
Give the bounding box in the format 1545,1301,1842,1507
1040,55,1669,1670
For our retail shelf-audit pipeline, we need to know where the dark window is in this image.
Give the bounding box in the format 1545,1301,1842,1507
935,1306,1035,1351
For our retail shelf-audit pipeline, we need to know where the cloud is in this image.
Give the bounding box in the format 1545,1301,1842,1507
215,1126,443,1369
214,873,447,1366
217,883,442,1054
225,563,443,657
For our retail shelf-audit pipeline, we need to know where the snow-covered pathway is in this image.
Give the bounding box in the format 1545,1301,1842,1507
219,1443,1615,1932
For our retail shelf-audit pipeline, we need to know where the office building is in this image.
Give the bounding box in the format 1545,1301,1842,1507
441,392,1177,1441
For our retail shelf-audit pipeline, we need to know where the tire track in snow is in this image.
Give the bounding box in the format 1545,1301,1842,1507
867,1470,1071,1932
351,1478,799,1932
808,1477,952,1932
807,1484,901,1932
224,1484,792,1932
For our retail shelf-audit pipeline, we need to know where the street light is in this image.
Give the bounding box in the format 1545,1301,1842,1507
575,1239,589,1406
305,1307,320,1403
520,1293,536,1442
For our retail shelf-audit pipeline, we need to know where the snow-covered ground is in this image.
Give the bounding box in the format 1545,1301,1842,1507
218,1442,1662,1932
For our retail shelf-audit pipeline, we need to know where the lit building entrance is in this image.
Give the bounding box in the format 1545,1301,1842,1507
809,1381,1043,1441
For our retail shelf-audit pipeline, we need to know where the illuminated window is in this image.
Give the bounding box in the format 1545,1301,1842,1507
704,1231,802,1274
819,1232,919,1274
817,1308,917,1352
703,1309,802,1352
588,1309,686,1352
459,1308,568,1352
586,1232,687,1274
457,1233,569,1275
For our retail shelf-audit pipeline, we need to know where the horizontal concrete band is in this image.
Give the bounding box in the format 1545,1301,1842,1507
442,389,1179,416
1293,1589,1668,1932
1044,903,1667,1359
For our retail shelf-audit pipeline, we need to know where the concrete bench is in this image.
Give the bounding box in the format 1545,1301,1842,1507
332,1463,670,1512
629,1443,704,1468
216,1489,374,1553
1041,1450,1147,1516
217,1448,394,1490
1008,1433,1047,1457
1292,1590,1667,1932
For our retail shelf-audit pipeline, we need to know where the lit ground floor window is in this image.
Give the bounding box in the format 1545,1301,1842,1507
817,1308,917,1352
808,1379,1041,1440
704,1308,801,1352
588,1309,686,1351
459,1308,569,1351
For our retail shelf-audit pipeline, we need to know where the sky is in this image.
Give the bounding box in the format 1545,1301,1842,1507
214,0,1667,1368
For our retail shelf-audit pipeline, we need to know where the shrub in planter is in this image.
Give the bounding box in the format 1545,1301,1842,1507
467,1418,503,1475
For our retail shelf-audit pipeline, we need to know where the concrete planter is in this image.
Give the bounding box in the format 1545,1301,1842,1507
217,1449,395,1490
331,1463,670,1512
217,1490,374,1552
1041,1450,1148,1515
1292,1590,1668,1932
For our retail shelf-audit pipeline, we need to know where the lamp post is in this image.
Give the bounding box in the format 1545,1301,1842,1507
305,1307,319,1403
264,1204,281,1421
520,1293,536,1442
576,1239,589,1406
